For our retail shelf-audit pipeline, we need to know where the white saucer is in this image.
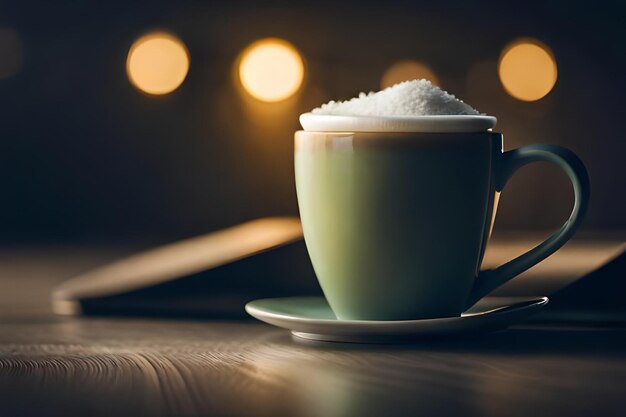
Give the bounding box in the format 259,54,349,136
245,296,548,343
299,113,497,133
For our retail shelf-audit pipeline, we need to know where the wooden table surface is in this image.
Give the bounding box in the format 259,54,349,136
1,246,626,417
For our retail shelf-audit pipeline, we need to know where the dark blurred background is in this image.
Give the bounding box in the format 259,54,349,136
1,0,625,243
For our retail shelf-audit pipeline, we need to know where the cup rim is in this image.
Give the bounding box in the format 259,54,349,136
299,113,497,133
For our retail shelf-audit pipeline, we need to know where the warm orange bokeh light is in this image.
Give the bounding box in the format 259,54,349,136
238,38,304,102
381,60,439,89
498,39,557,101
127,32,190,95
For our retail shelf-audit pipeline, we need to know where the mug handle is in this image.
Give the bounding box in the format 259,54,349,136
465,144,590,308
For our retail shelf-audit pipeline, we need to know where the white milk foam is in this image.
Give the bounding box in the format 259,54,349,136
311,79,480,117
300,79,496,133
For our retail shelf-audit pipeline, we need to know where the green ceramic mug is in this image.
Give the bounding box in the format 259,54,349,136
295,115,590,320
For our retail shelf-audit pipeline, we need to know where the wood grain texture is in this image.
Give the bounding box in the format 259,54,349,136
1,245,626,417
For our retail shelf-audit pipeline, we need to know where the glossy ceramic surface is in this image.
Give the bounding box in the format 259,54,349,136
299,113,498,133
296,132,500,320
295,131,589,321
246,296,549,343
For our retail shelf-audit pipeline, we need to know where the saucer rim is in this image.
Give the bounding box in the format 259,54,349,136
245,295,549,327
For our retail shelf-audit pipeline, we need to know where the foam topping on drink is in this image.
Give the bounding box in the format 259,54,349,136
311,79,480,116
